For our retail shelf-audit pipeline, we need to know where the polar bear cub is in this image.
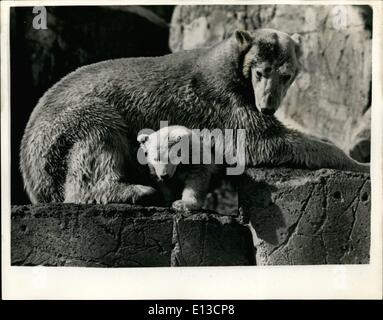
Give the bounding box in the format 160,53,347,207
137,126,219,211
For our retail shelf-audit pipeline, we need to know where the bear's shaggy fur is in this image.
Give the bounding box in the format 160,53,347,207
20,29,369,204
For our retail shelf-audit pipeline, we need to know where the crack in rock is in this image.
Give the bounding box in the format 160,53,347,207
268,185,315,257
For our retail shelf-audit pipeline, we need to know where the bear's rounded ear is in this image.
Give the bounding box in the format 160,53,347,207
234,30,253,51
291,33,302,58
137,133,149,144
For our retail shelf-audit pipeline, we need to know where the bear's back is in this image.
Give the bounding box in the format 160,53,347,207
27,48,204,129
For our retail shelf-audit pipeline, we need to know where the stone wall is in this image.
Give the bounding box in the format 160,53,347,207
11,168,370,266
240,168,370,265
169,5,372,161
11,204,253,267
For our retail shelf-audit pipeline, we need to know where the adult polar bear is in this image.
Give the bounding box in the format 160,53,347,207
20,29,369,204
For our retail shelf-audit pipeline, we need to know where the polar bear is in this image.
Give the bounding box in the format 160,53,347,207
20,29,369,204
137,126,219,210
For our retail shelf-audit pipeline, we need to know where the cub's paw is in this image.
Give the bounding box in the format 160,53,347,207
172,200,201,212
132,185,160,206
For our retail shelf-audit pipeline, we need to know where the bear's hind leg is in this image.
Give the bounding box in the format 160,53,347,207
63,132,158,205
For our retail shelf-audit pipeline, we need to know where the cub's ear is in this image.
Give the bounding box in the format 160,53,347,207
137,133,149,144
234,30,253,51
291,33,302,58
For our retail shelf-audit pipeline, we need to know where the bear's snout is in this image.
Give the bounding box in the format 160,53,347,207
258,94,278,116
261,108,276,116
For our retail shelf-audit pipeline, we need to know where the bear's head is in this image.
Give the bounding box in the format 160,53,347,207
235,28,302,116
137,126,199,181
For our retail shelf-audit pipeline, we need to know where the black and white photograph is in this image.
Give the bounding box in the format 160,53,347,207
1,0,382,300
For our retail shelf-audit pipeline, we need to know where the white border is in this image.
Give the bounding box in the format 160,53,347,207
1,0,382,300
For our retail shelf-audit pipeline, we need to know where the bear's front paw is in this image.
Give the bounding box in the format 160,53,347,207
172,200,201,212
132,185,160,206
358,163,370,173
348,162,370,173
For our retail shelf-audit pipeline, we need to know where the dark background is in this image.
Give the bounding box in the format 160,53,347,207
10,6,175,204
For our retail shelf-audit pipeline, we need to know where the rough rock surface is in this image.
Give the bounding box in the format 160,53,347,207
11,204,174,267
239,168,370,265
169,5,371,160
172,213,254,266
11,204,253,267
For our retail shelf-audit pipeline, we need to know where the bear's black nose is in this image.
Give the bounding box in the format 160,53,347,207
261,108,275,116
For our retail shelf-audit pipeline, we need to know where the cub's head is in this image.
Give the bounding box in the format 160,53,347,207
137,126,194,181
235,28,302,116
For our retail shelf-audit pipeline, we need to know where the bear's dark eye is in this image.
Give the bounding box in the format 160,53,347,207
144,150,148,157
282,74,292,83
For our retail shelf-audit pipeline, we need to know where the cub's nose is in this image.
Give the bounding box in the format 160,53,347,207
261,108,276,116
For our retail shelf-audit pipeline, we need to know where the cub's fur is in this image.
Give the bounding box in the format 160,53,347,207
137,126,218,210
20,28,369,204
